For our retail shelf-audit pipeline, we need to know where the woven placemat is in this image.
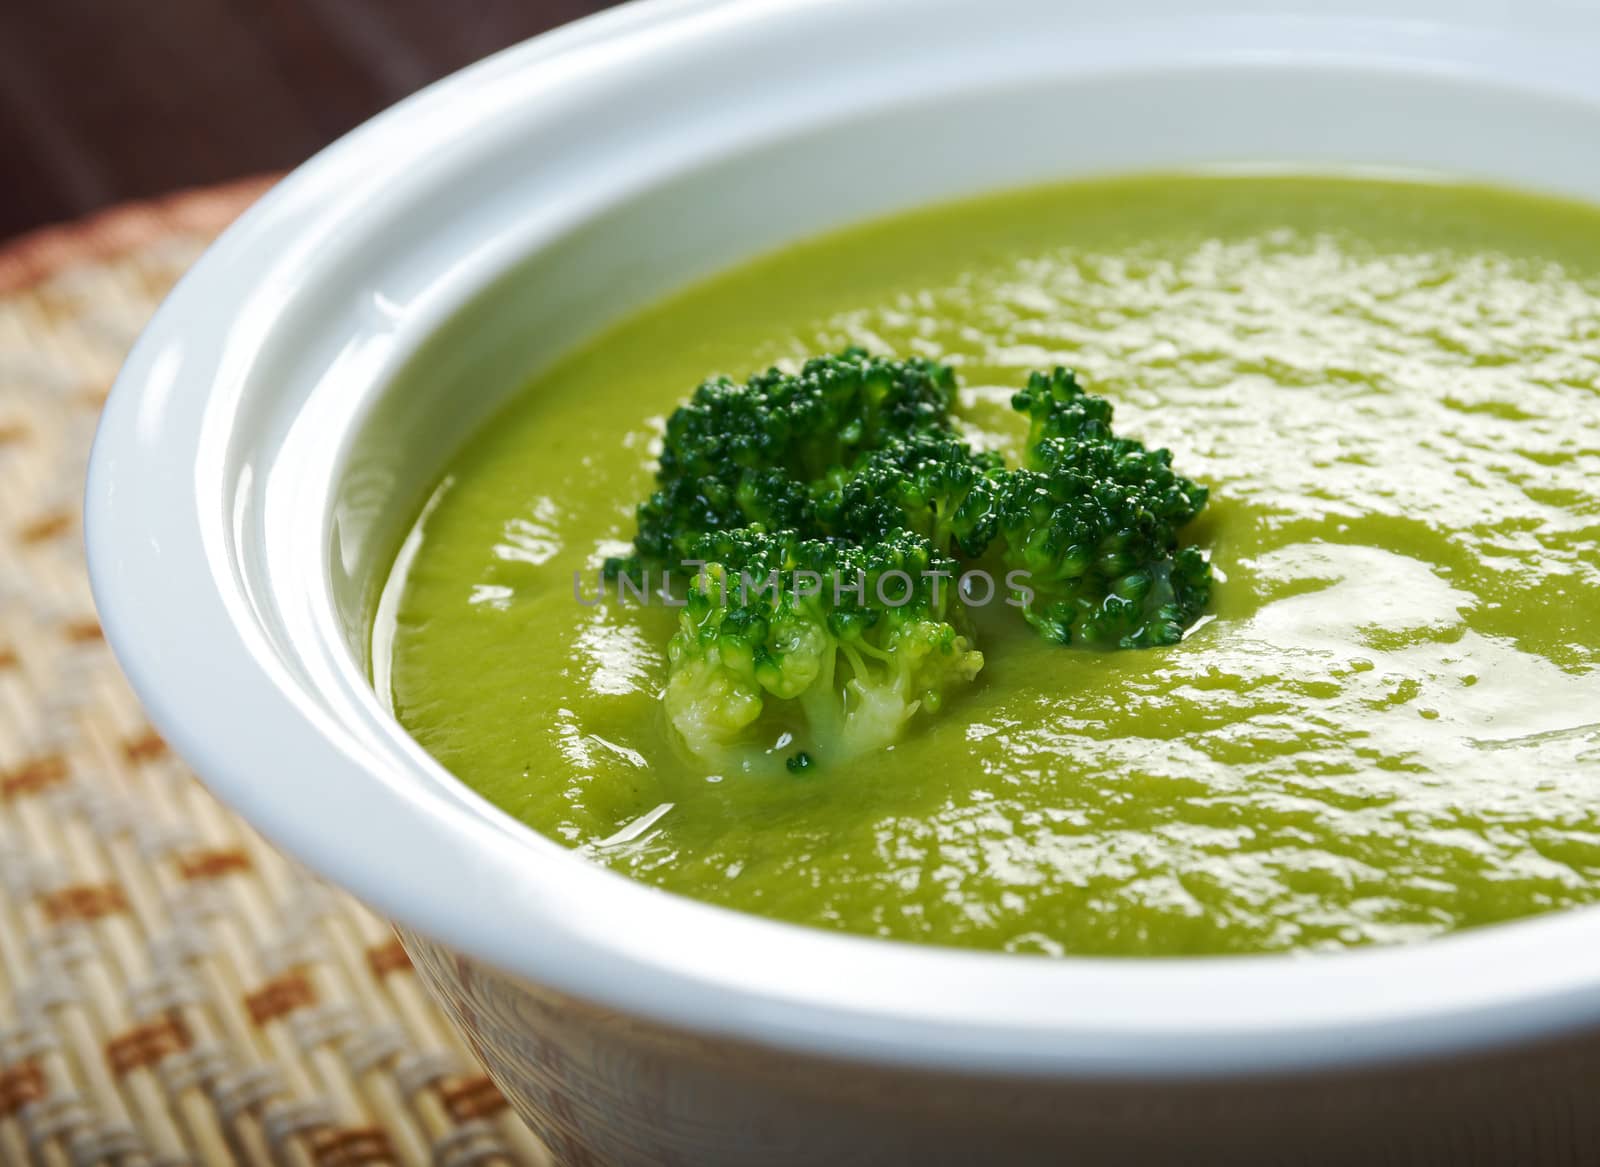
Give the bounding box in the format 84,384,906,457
0,181,548,1166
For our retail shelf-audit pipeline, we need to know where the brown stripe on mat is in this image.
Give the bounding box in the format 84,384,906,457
175,847,253,880
106,1018,191,1077
440,1075,512,1122
123,726,168,763
0,1062,46,1116
17,511,74,545
62,617,104,644
309,1124,397,1167
40,882,131,924
244,970,319,1027
368,938,414,979
2,753,68,799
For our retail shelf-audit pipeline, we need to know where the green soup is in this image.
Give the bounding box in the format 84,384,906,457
380,175,1600,956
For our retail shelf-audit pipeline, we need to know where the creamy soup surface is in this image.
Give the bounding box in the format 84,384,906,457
381,175,1600,956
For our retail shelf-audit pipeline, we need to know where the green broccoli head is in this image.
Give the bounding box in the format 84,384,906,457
620,348,958,573
1011,366,1117,455
812,431,1006,558
997,429,1212,648
662,528,983,772
613,351,1213,773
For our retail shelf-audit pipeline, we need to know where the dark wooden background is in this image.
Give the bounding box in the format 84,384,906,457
0,0,617,241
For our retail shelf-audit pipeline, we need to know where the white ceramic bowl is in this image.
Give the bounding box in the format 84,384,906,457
87,0,1600,1161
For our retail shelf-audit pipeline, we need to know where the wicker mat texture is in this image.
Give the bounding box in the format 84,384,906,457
0,181,548,1166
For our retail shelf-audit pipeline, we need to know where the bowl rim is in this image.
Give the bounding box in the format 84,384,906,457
85,0,1600,1079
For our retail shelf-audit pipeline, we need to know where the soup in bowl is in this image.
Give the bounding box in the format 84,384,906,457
382,172,1600,959
87,0,1600,1162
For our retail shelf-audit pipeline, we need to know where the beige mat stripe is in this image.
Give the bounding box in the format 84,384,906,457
0,193,547,1165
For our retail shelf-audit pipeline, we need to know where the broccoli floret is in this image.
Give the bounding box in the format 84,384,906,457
615,348,957,574
662,529,983,772
996,369,1212,648
1011,366,1115,454
813,431,1006,558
